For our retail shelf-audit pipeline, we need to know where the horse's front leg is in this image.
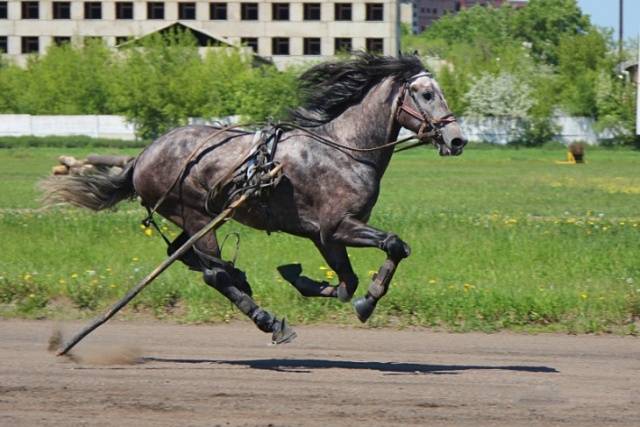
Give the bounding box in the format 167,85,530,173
277,241,358,302
332,216,411,322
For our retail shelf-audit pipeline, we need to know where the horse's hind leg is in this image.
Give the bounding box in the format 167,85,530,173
203,267,296,344
183,214,295,343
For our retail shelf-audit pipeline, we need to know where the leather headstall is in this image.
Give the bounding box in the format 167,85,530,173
394,73,457,144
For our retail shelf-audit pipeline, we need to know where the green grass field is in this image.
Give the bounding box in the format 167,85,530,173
1,145,639,333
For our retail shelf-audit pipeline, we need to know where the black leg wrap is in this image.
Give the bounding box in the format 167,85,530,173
352,258,399,323
380,234,411,261
251,308,276,332
229,266,253,297
250,310,297,344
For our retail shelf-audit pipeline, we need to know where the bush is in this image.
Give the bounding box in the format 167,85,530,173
0,30,300,139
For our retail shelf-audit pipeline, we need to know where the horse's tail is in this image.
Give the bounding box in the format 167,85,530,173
39,160,136,211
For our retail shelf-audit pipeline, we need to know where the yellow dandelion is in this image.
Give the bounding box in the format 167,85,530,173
71,273,78,279
580,293,588,300
144,227,153,237
324,270,335,280
110,284,117,288
23,274,32,281
58,279,66,285
139,224,146,230
428,279,437,284
132,257,139,262
319,266,328,270
368,270,377,277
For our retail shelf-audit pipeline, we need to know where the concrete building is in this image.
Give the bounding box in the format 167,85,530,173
0,1,401,68
410,0,525,33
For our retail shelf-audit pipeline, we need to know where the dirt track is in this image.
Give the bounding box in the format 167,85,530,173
0,320,638,426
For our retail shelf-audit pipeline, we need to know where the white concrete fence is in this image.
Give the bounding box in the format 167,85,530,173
0,114,616,144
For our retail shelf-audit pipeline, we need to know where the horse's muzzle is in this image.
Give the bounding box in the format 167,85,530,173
438,137,467,156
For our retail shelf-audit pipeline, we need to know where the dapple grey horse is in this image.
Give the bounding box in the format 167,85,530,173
41,53,466,343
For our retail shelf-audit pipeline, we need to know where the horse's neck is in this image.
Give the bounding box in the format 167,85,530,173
321,78,401,177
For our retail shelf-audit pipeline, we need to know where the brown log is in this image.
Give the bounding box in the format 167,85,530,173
86,154,133,168
52,165,69,175
69,164,95,176
58,155,84,168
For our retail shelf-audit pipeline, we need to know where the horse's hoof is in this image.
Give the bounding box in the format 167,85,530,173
336,283,353,303
271,318,297,345
277,264,302,284
353,296,377,323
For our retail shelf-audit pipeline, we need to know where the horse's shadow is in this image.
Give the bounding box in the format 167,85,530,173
141,357,558,375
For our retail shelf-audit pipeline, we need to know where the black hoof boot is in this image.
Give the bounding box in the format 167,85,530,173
271,318,297,345
353,294,378,323
277,263,302,284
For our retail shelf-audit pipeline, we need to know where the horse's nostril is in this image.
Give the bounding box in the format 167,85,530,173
451,138,466,149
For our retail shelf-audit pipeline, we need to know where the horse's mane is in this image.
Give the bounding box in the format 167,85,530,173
290,52,425,127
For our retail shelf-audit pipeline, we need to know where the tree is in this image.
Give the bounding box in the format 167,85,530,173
512,0,592,65
464,72,534,118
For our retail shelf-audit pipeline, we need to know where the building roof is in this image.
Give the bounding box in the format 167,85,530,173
115,22,272,66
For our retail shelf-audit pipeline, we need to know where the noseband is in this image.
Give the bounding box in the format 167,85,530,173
394,73,457,144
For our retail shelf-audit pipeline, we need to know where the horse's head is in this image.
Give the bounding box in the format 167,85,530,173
395,72,467,156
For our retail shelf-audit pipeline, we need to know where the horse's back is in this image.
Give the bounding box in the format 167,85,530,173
132,125,253,211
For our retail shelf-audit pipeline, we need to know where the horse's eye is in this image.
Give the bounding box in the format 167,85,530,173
422,92,433,102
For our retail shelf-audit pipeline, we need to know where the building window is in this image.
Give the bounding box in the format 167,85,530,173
21,36,39,53
115,2,133,19
241,37,258,53
84,2,102,19
0,36,7,53
303,3,320,20
21,1,39,19
334,3,351,21
83,36,102,47
240,3,258,20
115,36,130,44
147,2,164,19
303,37,320,55
178,2,196,19
0,2,8,19
334,37,351,53
53,36,71,46
366,38,383,54
52,2,71,19
365,3,383,21
210,2,226,19
272,3,288,20
271,37,289,55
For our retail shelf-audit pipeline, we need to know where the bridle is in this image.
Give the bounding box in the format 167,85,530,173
394,72,457,148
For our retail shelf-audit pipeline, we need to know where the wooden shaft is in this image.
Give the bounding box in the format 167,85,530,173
57,164,283,356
